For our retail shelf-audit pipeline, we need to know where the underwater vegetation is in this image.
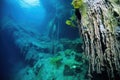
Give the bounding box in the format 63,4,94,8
1,0,120,80
13,26,88,80
68,0,120,80
1,16,87,80
0,0,87,80
71,0,83,9
65,15,77,28
50,55,62,68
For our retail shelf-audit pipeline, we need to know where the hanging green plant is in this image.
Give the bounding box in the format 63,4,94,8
71,0,83,9
65,14,77,27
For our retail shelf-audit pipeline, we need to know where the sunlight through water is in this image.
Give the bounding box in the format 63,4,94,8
19,0,40,8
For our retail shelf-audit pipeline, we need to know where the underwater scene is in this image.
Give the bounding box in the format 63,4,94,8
0,0,120,80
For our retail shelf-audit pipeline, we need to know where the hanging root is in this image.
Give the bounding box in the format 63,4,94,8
76,0,120,79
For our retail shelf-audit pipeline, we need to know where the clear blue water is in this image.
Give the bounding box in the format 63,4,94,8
1,0,120,80
0,0,81,80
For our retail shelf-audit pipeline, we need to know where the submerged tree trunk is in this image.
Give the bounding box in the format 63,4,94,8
73,0,120,79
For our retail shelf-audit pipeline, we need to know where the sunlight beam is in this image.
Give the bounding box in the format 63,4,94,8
23,0,40,6
19,0,40,8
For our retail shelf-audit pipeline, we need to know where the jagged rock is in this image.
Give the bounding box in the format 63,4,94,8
72,0,120,79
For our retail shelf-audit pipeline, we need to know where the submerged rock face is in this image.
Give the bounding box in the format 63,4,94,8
15,37,87,80
1,16,88,80
72,0,120,79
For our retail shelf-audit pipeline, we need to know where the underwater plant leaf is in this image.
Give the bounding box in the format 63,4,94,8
65,19,76,27
71,0,83,9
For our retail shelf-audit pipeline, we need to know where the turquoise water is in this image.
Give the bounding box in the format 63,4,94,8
1,0,119,80
0,0,83,80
